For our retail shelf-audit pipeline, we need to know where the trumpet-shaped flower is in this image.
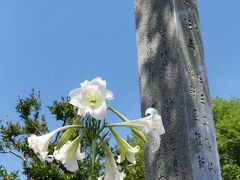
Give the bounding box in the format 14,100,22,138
108,106,146,142
28,131,56,162
107,108,165,148
28,125,83,163
69,77,113,120
53,133,85,172
98,143,126,180
109,127,139,164
144,108,165,136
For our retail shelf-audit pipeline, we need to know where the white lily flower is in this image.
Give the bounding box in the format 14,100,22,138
108,106,146,142
144,108,165,136
28,131,56,162
98,143,126,180
109,127,139,164
107,108,165,148
53,132,85,172
69,77,113,120
28,125,83,162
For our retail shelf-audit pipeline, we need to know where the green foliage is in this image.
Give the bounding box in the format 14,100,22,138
48,97,76,122
0,165,18,180
117,97,240,179
221,164,240,180
1,91,240,180
0,90,49,179
0,90,108,179
212,97,240,180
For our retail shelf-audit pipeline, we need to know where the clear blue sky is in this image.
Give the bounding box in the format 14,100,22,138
0,0,239,178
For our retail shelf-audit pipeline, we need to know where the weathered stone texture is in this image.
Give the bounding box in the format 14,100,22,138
135,0,221,179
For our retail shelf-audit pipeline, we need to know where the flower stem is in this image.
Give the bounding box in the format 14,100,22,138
89,137,97,180
108,106,129,122
108,106,147,142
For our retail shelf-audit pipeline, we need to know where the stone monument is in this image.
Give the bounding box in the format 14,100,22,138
134,0,221,179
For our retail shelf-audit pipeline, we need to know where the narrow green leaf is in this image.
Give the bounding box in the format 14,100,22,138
131,128,147,142
56,129,73,150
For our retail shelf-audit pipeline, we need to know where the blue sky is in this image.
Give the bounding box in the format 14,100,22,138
0,0,239,178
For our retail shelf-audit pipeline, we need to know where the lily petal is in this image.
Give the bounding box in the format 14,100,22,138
80,80,90,87
90,77,106,89
53,132,85,172
69,98,85,109
28,125,83,162
145,108,157,116
108,107,146,142
28,129,61,162
69,77,113,120
109,127,139,164
106,90,114,100
144,108,165,135
92,102,107,120
76,144,85,160
77,108,85,116
100,143,126,180
63,156,79,172
107,108,165,151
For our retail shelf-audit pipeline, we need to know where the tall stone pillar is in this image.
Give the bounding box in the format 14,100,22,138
134,0,221,179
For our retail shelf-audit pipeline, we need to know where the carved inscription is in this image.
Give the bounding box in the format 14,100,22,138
183,0,191,9
197,156,217,177
197,155,216,177
186,67,205,84
187,66,194,78
190,85,196,97
183,0,197,12
208,162,216,176
168,115,174,125
202,115,209,130
200,94,206,105
205,138,212,152
184,15,199,31
136,0,221,178
188,38,195,50
198,155,205,171
197,74,204,83
195,132,203,146
184,15,193,30
187,38,196,56
192,109,199,121
194,131,213,153
192,110,210,130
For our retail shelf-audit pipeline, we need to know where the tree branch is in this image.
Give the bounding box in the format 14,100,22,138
1,149,26,162
26,119,41,135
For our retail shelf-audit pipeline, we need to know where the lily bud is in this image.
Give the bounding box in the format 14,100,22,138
109,127,139,164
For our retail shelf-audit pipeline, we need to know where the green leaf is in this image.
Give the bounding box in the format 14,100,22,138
56,129,73,150
131,128,146,142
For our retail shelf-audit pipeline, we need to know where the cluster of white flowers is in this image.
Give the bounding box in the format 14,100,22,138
69,77,113,120
27,77,165,179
